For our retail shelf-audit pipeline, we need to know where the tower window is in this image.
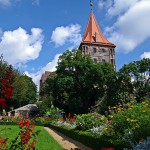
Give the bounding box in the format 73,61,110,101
110,49,113,54
94,58,97,63
110,59,113,64
93,48,97,53
82,46,87,54
102,49,105,53
102,59,105,63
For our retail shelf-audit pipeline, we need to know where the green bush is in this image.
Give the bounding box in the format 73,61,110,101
111,101,150,142
46,123,124,150
75,113,108,131
45,105,64,120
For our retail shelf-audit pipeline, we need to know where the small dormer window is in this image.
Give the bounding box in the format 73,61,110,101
95,32,98,42
93,48,97,53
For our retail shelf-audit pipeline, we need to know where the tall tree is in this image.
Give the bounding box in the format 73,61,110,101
44,50,116,113
12,74,37,108
118,58,150,102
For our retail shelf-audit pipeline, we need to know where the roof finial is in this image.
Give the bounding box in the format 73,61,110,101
90,0,93,11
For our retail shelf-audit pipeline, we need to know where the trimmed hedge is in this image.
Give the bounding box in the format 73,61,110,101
45,123,125,150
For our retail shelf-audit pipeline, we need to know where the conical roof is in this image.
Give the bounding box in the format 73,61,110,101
81,12,115,47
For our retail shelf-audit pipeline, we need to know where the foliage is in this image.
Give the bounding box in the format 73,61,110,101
110,100,150,143
47,123,124,150
36,96,53,116
44,49,116,114
117,58,150,102
75,113,108,131
45,104,64,120
12,74,37,108
0,56,15,111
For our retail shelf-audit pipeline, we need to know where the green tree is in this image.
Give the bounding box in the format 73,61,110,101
12,74,37,108
44,50,116,114
117,58,150,102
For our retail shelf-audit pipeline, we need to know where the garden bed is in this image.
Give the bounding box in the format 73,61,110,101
46,123,124,150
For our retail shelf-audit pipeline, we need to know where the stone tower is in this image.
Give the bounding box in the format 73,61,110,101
79,11,116,69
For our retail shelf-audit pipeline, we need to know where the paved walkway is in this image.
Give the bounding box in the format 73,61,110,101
44,127,89,150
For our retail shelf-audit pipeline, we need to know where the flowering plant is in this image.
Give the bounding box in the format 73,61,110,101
6,118,39,150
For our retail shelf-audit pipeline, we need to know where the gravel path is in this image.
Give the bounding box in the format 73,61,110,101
44,127,89,150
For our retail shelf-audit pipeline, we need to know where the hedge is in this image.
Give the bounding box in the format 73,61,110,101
45,123,125,150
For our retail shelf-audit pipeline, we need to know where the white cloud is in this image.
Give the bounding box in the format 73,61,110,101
0,27,44,65
107,0,141,16
140,52,150,59
25,54,61,91
0,0,11,6
105,0,150,53
51,24,82,48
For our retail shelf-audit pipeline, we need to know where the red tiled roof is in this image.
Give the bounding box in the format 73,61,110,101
81,12,116,47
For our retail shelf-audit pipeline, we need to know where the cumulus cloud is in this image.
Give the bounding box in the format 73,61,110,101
105,0,150,53
51,24,82,48
0,0,11,6
140,52,150,59
107,0,141,16
25,54,61,91
0,27,44,65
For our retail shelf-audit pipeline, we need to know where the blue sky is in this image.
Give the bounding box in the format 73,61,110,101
0,0,150,89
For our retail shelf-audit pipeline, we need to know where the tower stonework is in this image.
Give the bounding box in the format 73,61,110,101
79,12,116,69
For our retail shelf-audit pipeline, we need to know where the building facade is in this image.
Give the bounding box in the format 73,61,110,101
79,11,116,69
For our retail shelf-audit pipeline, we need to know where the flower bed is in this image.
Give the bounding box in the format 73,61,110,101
46,123,124,150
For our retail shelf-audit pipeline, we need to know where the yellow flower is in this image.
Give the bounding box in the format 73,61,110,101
130,119,137,122
109,115,113,118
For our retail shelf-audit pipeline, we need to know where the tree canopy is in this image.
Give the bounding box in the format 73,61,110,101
44,50,116,114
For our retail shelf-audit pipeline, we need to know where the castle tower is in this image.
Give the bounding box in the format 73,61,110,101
79,10,116,69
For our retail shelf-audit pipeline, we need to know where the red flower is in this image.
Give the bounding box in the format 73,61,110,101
70,117,76,122
18,119,25,127
6,88,13,99
0,98,6,108
108,120,112,123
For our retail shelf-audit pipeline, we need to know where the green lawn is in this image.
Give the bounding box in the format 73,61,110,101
0,125,63,150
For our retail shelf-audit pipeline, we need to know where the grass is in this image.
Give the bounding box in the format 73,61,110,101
0,125,63,150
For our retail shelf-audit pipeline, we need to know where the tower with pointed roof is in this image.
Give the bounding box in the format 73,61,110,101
79,4,116,69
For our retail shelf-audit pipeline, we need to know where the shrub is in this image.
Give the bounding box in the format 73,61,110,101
46,123,124,150
45,105,64,120
75,113,108,131
111,101,150,143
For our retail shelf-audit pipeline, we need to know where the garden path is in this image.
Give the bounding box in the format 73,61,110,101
44,127,89,150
